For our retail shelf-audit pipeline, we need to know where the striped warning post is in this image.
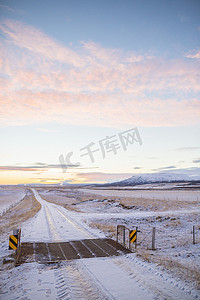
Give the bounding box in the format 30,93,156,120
9,235,18,250
130,230,137,243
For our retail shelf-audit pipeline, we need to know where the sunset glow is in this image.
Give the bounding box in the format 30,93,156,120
0,0,199,184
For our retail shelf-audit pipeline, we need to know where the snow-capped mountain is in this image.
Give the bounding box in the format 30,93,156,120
110,172,200,186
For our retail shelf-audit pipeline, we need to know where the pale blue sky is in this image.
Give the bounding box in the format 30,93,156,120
1,0,200,53
0,0,199,184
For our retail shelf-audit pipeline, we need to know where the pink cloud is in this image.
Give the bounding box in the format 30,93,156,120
0,166,43,171
185,49,200,59
0,19,200,128
0,90,199,127
0,19,84,67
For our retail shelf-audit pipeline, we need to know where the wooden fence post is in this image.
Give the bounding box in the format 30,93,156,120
193,226,195,245
152,227,156,250
123,226,125,246
135,226,138,249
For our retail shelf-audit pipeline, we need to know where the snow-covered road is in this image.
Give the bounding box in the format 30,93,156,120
1,189,199,300
23,188,94,242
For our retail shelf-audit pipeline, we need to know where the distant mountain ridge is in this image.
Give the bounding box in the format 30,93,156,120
108,172,200,186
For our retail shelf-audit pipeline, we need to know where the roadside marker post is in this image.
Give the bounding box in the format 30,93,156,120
9,229,21,253
117,225,139,250
129,228,137,249
130,230,137,242
9,235,18,250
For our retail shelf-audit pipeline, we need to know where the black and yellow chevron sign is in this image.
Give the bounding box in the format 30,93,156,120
9,235,18,250
130,230,137,243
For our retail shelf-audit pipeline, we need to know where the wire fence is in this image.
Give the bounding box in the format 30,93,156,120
0,191,28,217
117,224,200,251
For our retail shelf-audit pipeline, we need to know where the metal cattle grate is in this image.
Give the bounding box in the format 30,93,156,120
16,238,131,265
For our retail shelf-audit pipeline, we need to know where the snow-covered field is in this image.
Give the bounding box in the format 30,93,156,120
0,187,200,299
79,188,200,202
0,186,26,215
39,187,200,291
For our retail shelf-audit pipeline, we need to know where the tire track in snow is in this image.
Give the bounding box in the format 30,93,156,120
30,189,199,300
30,189,116,299
54,261,112,300
49,199,200,299
54,206,93,239
30,190,152,299
43,203,62,241
109,255,199,300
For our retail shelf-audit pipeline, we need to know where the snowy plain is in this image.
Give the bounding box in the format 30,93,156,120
0,187,200,299
79,188,200,202
39,186,200,292
0,187,26,215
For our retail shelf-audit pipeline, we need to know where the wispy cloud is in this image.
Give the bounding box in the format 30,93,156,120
193,158,200,163
0,166,42,171
185,49,200,59
0,163,79,171
152,165,177,172
0,19,84,67
155,165,177,170
0,163,99,172
0,4,16,13
0,4,27,15
30,178,63,183
174,147,200,151
156,167,200,176
0,19,200,128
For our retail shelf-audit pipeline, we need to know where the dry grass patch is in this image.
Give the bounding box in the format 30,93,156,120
88,221,116,238
0,189,41,236
117,197,199,211
34,187,200,213
137,250,200,289
36,188,96,209
78,188,200,211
